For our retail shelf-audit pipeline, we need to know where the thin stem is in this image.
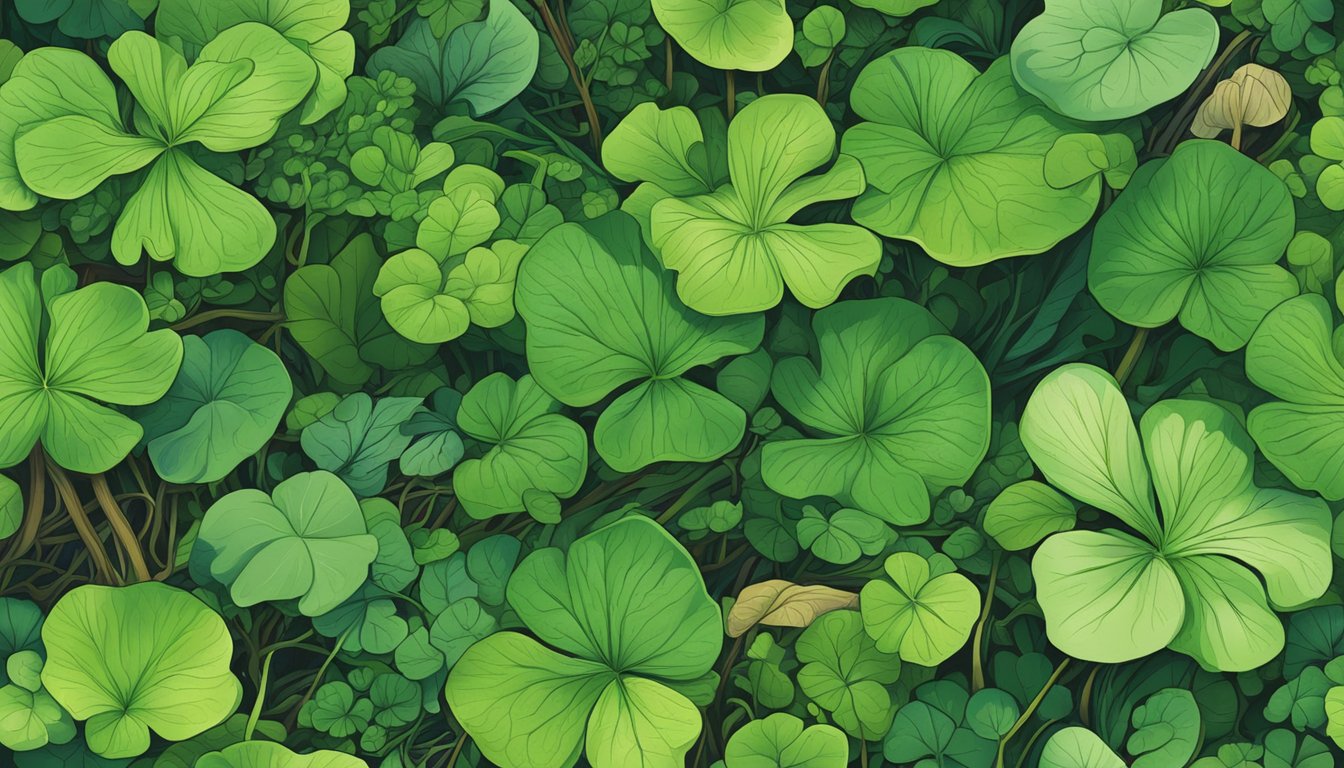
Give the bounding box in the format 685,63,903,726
1012,718,1061,768
1149,30,1253,155
664,37,674,90
1230,121,1244,152
11,445,45,558
655,466,730,524
171,309,285,332
816,51,835,105
444,734,470,768
286,626,353,731
1114,327,1149,387
997,658,1071,768
89,473,151,582
45,455,119,585
245,650,274,740
1078,665,1101,726
726,70,737,119
971,551,1000,691
533,0,603,152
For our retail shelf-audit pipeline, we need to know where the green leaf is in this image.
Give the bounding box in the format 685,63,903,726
195,741,369,768
1040,727,1125,768
1128,689,1201,768
132,330,291,484
446,517,722,768
796,610,898,738
155,0,354,124
860,552,980,666
723,713,848,768
983,481,1076,551
651,0,792,71
452,373,587,521
198,471,378,616
0,263,182,473
602,102,723,197
301,394,424,496
40,583,242,759
842,49,1099,266
13,0,144,39
1088,140,1297,351
0,474,20,540
650,94,879,315
284,234,436,388
367,4,538,115
516,211,762,471
1010,0,1218,121
1245,294,1344,500
796,506,888,564
764,298,990,525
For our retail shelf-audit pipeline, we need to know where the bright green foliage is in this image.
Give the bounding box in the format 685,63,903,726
198,471,379,616
796,611,900,739
196,742,369,768
1021,364,1333,670
723,713,848,768
763,298,990,525
1089,140,1297,351
651,0,792,71
1010,0,1219,121
452,373,587,522
0,262,181,473
516,211,763,470
0,26,317,274
1246,295,1344,500
0,475,20,540
860,552,980,666
133,330,291,484
40,583,242,758
843,48,1100,266
445,517,721,768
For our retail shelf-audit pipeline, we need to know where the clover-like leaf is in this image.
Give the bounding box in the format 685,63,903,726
452,373,587,522
367,2,538,115
40,583,242,759
1021,364,1333,671
446,516,722,768
516,211,763,471
0,263,182,474
649,94,879,315
651,0,792,71
155,0,355,123
983,481,1076,551
198,471,379,616
1010,0,1218,121
842,48,1099,266
1088,140,1297,351
723,713,848,768
860,552,980,666
132,330,291,485
796,610,899,739
1245,294,1344,500
301,394,424,497
764,298,990,525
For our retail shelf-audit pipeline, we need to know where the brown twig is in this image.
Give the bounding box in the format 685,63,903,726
89,473,152,582
45,453,120,585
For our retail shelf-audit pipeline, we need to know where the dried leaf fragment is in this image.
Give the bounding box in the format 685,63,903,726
1192,64,1291,145
727,579,859,637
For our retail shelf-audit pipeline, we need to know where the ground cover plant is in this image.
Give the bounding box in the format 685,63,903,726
0,0,1343,766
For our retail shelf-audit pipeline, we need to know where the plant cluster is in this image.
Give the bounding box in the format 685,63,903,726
0,0,1343,766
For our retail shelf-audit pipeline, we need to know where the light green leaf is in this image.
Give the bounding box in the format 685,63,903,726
196,741,369,768
601,102,721,197
1040,727,1125,768
842,49,1099,266
40,583,242,759
1010,0,1219,121
651,0,792,71
764,298,990,525
723,713,848,768
198,471,378,616
795,611,899,739
1088,140,1297,351
1245,294,1344,499
650,95,879,315
860,552,980,666
132,329,291,484
0,474,20,540
516,211,762,470
983,481,1076,551
1128,689,1201,768
453,373,587,521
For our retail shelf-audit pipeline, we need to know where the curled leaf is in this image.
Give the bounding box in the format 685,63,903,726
727,579,858,637
1191,64,1292,139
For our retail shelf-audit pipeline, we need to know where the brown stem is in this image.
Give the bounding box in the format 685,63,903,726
89,473,151,582
533,0,603,152
171,309,285,332
45,454,120,585
9,446,46,559
1149,30,1253,155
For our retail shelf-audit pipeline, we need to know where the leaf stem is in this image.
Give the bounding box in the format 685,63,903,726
170,309,286,332
533,0,604,152
971,551,1000,691
89,473,151,582
245,650,274,740
725,70,737,119
44,453,119,585
996,657,1070,768
816,51,835,105
1114,326,1149,387
286,625,354,731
